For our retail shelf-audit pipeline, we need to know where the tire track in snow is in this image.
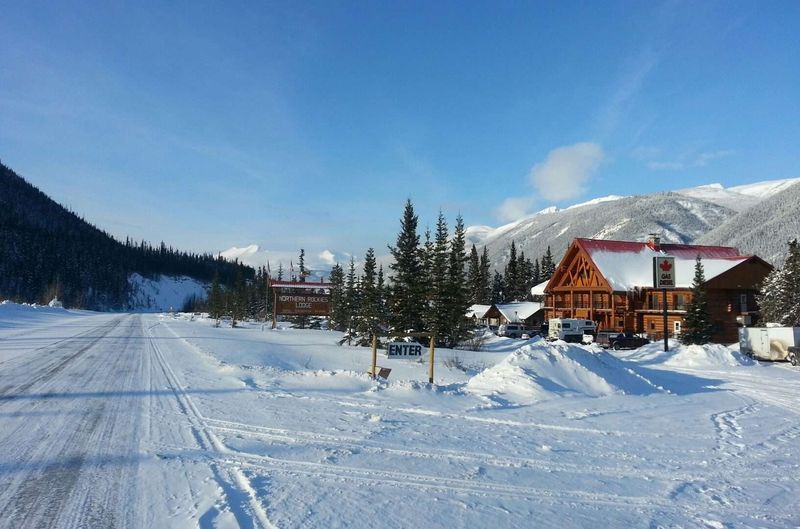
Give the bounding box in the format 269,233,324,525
145,322,276,529
0,315,146,529
0,316,124,403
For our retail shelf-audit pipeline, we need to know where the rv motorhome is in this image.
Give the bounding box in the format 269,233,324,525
547,318,597,343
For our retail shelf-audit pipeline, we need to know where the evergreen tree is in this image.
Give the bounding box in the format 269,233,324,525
467,244,481,305
757,239,800,325
356,248,381,344
479,247,491,304
376,264,389,332
682,255,713,345
490,271,504,304
328,263,346,331
532,258,541,286
388,200,425,333
503,241,519,302
276,263,284,281
541,246,556,280
444,214,470,347
344,257,359,335
298,249,307,282
426,211,450,339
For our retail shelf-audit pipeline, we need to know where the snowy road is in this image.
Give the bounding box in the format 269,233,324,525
1,308,799,528
0,313,269,528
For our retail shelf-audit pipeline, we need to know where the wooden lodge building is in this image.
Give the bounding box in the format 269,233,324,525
543,237,773,343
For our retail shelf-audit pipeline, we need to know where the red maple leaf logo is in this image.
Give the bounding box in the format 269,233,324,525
659,259,672,272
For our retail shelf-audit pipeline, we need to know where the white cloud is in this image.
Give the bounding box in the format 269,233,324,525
495,197,535,223
646,149,735,171
694,149,735,167
529,142,605,202
647,160,685,171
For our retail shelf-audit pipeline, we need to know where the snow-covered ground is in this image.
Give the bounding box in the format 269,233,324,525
1,305,799,528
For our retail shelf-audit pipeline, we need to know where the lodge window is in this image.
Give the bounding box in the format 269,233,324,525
649,321,656,330
673,293,686,311
649,294,663,310
592,293,608,309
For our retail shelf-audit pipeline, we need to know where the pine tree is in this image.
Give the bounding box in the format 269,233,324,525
376,264,389,332
356,248,381,344
467,244,481,305
298,248,307,282
532,258,541,286
757,239,800,325
682,255,713,345
328,263,346,331
426,211,450,339
479,247,491,304
503,241,519,302
490,271,504,304
388,200,425,333
541,246,556,280
344,257,359,335
444,214,470,347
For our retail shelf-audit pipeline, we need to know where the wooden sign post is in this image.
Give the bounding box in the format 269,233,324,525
371,332,436,384
268,280,331,329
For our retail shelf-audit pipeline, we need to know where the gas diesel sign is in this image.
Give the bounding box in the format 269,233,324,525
653,256,676,289
386,342,424,358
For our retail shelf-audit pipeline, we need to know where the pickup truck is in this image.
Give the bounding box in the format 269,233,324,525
595,331,650,350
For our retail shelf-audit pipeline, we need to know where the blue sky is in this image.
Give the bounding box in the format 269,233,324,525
2,1,799,266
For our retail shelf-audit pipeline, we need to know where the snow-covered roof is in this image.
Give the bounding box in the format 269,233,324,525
494,302,544,322
466,304,491,319
576,239,750,290
530,280,549,297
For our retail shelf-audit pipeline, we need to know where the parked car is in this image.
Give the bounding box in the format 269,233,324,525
498,323,528,339
596,331,650,350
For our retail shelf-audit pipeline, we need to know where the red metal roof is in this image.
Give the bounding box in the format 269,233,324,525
575,238,742,259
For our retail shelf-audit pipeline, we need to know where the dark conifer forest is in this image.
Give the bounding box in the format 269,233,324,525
0,162,253,309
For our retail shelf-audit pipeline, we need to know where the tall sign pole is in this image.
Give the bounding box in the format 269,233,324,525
662,288,668,352
653,256,676,352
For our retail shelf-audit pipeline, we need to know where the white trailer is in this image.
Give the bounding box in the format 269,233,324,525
547,318,597,343
739,326,800,365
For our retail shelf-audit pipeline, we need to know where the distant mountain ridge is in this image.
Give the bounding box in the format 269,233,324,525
472,178,799,270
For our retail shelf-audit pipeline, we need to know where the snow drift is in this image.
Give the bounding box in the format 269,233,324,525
621,341,754,368
465,340,663,406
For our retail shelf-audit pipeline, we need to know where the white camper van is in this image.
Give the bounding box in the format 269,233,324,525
739,326,799,365
547,318,597,343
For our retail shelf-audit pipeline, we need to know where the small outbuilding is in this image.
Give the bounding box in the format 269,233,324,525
483,301,545,328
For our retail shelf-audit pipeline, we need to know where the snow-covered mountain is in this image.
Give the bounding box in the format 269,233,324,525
475,178,799,269
220,244,348,278
697,181,800,265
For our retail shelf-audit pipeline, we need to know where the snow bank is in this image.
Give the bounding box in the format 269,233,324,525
0,300,80,331
127,273,208,312
622,341,754,368
465,341,662,406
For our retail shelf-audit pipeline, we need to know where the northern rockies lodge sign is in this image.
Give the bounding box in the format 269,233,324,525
270,281,331,316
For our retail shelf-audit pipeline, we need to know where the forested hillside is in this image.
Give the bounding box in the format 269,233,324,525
0,162,253,309
697,181,800,265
